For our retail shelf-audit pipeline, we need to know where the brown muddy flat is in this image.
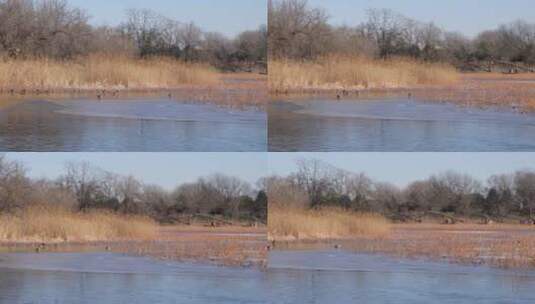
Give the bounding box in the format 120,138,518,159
272,223,535,269
0,226,268,267
270,73,535,111
0,73,267,107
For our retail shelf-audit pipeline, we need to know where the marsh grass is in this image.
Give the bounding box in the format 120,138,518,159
0,206,158,243
374,224,535,268
269,55,460,93
414,73,535,111
268,207,391,241
0,54,219,91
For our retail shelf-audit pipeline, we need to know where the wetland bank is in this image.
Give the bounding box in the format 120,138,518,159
268,156,535,268
268,0,535,152
0,1,267,152
0,153,269,302
0,90,267,152
265,154,535,302
0,155,268,266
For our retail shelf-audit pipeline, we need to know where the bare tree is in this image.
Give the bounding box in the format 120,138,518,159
0,155,30,212
59,162,107,211
0,0,92,58
179,22,202,61
115,175,143,214
207,174,251,218
371,182,403,213
268,0,331,59
364,8,406,59
514,171,535,216
264,175,308,209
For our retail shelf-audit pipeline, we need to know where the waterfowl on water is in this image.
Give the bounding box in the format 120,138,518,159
35,243,46,253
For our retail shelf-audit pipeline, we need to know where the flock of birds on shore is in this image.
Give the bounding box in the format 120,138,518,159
1,88,176,101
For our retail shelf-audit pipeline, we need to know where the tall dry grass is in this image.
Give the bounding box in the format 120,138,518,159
0,54,219,91
268,207,391,241
269,55,460,92
0,206,158,243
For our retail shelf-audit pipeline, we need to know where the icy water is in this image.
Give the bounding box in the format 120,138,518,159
0,252,271,304
268,99,535,151
0,99,266,151
268,250,535,304
1,251,533,303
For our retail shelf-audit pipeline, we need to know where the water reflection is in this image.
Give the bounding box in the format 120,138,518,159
0,99,266,151
1,251,533,303
268,250,535,304
268,99,535,151
0,253,270,304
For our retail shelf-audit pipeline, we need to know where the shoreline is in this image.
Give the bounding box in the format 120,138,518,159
270,73,535,112
0,73,268,107
270,223,535,269
0,225,268,268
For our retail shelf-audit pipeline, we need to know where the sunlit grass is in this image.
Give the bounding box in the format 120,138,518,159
0,206,158,243
268,206,391,241
0,54,219,91
269,55,460,93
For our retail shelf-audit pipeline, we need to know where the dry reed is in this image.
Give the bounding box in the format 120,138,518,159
268,207,391,241
414,73,535,111
0,206,158,243
269,55,460,93
0,54,219,91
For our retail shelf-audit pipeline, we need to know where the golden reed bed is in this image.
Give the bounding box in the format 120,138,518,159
414,73,535,111
0,206,267,267
0,54,219,91
269,55,460,93
268,207,391,241
0,55,268,106
0,206,158,243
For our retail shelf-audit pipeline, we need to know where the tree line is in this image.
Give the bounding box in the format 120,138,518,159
0,156,267,223
267,159,535,222
269,0,535,69
0,0,267,71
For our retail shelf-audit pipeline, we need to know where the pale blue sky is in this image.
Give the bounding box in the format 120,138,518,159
6,153,535,189
269,153,535,187
68,0,267,37
5,153,268,190
309,0,535,37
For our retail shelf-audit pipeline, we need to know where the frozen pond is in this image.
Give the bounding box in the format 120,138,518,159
0,98,266,151
268,250,535,303
268,99,535,151
2,250,533,303
0,252,271,304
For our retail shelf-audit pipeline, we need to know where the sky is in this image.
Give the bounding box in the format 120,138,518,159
4,153,268,190
68,0,267,37
6,152,535,189
269,153,535,187
308,0,535,37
